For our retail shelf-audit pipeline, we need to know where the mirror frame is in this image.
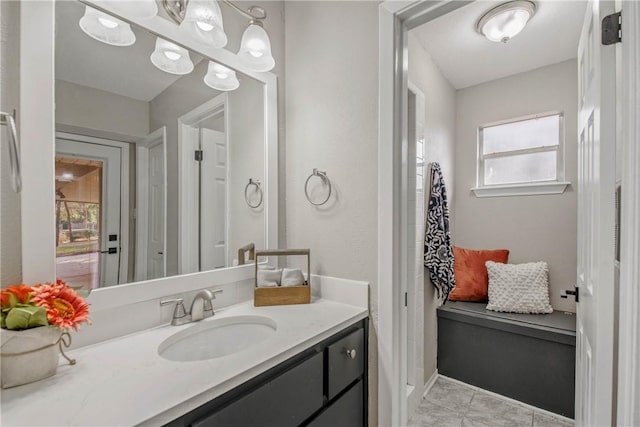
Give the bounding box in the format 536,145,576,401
19,0,278,311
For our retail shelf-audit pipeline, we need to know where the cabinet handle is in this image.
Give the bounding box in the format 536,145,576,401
345,349,357,359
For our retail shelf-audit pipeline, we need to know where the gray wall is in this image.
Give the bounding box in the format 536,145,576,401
56,79,150,137
407,32,457,393
284,2,379,424
0,0,22,285
453,59,578,313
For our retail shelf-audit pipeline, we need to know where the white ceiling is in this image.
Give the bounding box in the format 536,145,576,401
55,1,205,102
411,0,587,89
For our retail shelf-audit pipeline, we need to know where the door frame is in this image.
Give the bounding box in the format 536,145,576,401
378,1,639,425
55,131,131,285
178,93,229,274
617,2,640,425
135,127,167,282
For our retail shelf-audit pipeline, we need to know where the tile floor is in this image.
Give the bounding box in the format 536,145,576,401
408,377,574,427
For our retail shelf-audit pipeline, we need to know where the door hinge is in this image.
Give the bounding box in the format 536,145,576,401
561,287,579,303
404,292,408,307
602,11,622,45
195,150,203,161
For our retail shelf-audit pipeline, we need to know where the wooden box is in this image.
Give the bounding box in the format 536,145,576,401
254,249,311,307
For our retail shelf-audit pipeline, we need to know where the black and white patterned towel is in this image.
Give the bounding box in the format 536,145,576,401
424,162,455,303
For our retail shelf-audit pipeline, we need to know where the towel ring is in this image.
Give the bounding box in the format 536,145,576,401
245,178,263,208
304,169,332,206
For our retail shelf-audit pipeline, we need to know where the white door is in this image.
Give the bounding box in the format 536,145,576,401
200,128,227,270
56,138,123,287
575,0,617,425
147,142,165,279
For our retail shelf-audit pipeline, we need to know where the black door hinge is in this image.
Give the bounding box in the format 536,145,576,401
561,287,580,303
602,11,622,45
404,292,408,307
195,150,203,161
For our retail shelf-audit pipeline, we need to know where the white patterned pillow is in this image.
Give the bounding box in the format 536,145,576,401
485,261,553,314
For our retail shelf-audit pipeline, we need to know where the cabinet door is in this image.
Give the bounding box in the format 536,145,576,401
193,352,323,427
327,328,365,399
307,381,364,427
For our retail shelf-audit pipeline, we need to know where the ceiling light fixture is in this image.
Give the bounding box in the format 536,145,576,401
204,61,240,91
150,38,195,75
79,6,136,46
163,0,275,72
476,0,536,43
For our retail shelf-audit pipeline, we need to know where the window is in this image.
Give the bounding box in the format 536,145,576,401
473,112,570,197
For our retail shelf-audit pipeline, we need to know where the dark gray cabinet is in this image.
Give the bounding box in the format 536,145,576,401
167,318,368,427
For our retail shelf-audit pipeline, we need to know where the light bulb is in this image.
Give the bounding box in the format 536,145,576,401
215,72,228,79
79,6,136,47
164,51,181,61
196,21,214,32
97,16,119,29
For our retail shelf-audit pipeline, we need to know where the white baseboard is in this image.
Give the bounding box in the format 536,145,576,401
422,370,439,398
439,375,574,424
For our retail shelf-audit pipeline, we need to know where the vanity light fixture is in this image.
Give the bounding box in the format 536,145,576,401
79,6,136,46
150,38,195,75
204,61,240,91
163,0,275,72
180,0,228,48
476,0,536,43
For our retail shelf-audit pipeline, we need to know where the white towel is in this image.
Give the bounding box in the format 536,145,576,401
257,269,281,287
281,268,305,287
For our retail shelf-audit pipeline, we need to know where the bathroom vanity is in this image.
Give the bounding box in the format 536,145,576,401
0,295,368,426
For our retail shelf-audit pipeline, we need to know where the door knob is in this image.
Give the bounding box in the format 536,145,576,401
345,349,357,359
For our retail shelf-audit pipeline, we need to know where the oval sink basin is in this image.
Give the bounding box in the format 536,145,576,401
158,315,277,362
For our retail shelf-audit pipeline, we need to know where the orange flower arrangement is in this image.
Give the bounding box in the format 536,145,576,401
1,280,90,331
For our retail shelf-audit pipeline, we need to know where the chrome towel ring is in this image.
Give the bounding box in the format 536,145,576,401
304,168,332,206
0,111,21,193
245,178,263,208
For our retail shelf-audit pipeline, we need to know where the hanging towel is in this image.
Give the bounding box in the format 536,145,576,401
424,162,455,303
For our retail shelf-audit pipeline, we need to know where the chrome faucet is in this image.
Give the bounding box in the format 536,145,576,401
160,289,224,325
190,289,224,321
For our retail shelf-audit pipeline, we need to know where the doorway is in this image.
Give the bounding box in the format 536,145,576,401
55,134,129,288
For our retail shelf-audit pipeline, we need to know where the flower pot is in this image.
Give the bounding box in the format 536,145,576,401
0,326,61,389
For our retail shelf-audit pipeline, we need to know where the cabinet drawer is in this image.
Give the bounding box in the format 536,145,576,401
307,380,364,427
193,352,323,427
327,327,364,399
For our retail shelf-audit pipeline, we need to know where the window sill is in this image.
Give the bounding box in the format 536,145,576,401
471,181,571,198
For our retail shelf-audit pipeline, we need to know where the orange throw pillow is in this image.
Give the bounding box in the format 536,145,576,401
449,246,509,302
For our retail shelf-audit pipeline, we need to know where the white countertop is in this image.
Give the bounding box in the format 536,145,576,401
0,298,368,426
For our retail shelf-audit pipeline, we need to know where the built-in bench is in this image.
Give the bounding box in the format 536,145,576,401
437,301,576,418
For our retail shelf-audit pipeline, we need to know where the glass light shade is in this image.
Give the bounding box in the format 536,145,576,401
180,0,228,48
204,61,240,91
150,38,194,75
477,1,536,43
79,6,136,46
106,0,158,19
237,24,275,72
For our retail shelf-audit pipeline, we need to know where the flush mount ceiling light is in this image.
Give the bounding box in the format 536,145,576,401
476,0,537,43
150,37,195,75
163,0,275,72
79,6,136,46
204,61,240,91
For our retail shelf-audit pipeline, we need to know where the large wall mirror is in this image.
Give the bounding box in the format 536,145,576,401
52,1,274,290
